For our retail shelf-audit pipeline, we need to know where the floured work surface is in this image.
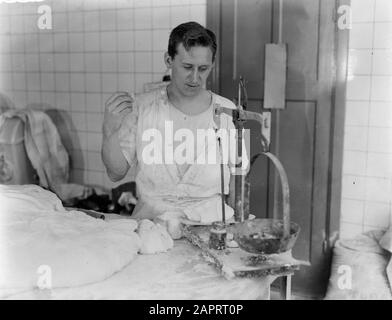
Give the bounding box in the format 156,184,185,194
5,240,275,300
182,225,304,279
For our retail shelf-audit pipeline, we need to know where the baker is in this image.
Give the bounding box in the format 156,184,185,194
101,21,248,225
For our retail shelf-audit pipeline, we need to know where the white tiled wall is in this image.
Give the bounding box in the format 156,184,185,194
341,0,392,238
0,0,206,190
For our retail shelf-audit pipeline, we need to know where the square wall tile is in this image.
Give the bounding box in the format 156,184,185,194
349,23,374,49
117,31,134,51
343,126,368,151
54,33,68,52
340,198,365,224
343,150,367,176
100,32,117,52
372,50,392,75
170,6,191,28
25,54,40,72
86,93,103,113
26,73,41,91
374,22,392,48
371,76,392,101
71,112,87,131
40,54,54,72
68,11,84,32
134,0,151,7
55,73,70,92
190,4,206,25
135,7,152,29
346,76,371,100
41,73,55,91
135,30,152,51
69,53,85,72
24,33,39,53
87,113,104,132
345,101,369,126
117,73,135,92
85,53,101,72
69,33,84,52
102,73,118,93
152,7,171,29
351,0,375,23
152,0,171,6
364,201,391,228
53,12,68,32
342,174,366,199
135,51,152,72
118,52,134,72
366,152,392,178
368,127,392,152
348,49,372,75
70,73,85,92
101,53,118,72
375,0,392,22
12,73,26,90
54,53,69,72
339,221,363,239
55,92,71,110
153,29,170,51
88,152,104,173
171,0,190,5
116,8,134,30
27,91,41,105
100,10,117,31
365,176,392,202
87,133,102,152
86,73,101,92
70,93,85,112
153,51,166,73
85,32,100,51
369,101,392,127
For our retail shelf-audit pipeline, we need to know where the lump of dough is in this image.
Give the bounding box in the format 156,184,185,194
183,197,234,224
137,219,174,254
0,185,142,297
154,211,184,240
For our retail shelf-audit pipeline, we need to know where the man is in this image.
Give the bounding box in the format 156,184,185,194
102,22,245,223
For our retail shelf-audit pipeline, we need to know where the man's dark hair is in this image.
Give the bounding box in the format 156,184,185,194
168,21,217,62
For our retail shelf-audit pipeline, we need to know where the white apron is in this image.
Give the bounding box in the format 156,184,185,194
118,87,243,223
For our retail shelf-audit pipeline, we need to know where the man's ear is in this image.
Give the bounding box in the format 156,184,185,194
164,52,172,68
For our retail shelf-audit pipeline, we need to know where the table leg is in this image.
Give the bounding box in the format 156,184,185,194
280,275,292,300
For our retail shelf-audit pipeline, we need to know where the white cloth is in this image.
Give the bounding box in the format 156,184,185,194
379,227,392,294
0,184,141,298
118,87,245,222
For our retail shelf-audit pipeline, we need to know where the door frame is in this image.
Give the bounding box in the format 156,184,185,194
206,0,350,296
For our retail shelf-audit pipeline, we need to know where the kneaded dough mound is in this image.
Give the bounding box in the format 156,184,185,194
137,219,174,254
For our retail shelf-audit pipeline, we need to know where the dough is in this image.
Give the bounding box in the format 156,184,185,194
137,219,174,254
0,185,141,297
154,211,185,240
183,197,234,224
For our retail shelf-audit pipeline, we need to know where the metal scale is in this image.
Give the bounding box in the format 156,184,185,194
181,78,304,287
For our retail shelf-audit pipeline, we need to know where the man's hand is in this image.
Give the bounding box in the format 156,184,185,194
103,92,135,137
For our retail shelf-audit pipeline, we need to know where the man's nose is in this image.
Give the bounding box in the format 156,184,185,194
191,69,199,82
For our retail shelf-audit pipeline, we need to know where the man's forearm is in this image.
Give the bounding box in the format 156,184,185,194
101,132,130,181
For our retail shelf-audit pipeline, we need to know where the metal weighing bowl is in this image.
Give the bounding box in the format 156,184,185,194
229,218,300,254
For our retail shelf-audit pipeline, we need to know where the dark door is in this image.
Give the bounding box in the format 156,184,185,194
207,0,348,297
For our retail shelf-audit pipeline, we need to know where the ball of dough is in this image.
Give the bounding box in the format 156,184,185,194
137,219,174,254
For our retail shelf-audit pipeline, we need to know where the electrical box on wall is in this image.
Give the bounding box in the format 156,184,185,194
263,43,287,110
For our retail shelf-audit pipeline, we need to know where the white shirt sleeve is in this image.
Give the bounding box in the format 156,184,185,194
117,94,139,167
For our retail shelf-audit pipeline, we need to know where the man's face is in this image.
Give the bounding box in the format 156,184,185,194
165,43,214,97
